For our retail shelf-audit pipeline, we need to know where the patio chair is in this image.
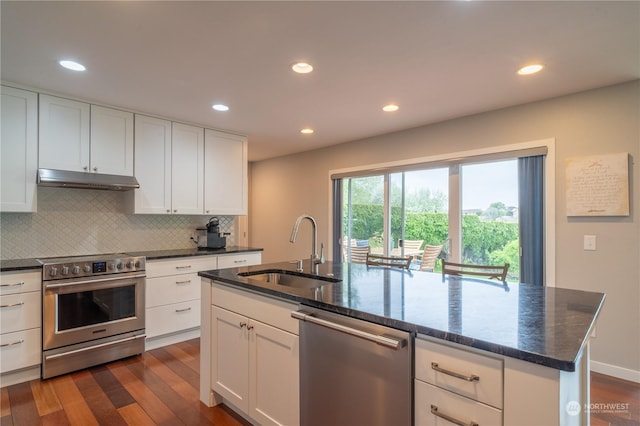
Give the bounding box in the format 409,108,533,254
344,245,370,264
418,244,444,272
442,260,510,282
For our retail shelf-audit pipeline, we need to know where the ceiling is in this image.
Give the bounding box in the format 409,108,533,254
2,1,638,162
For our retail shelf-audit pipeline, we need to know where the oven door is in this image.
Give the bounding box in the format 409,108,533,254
43,273,145,350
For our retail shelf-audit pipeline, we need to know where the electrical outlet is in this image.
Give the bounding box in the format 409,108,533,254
584,235,596,251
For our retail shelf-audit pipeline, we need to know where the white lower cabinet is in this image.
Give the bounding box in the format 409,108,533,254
209,283,299,426
145,255,218,348
145,252,261,348
0,270,42,386
415,337,504,426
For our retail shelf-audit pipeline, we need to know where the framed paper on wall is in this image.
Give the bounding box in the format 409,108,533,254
565,152,630,216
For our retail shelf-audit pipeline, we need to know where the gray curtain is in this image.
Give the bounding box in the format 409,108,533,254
518,155,544,285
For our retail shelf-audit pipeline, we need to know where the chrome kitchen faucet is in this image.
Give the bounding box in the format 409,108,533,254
290,214,325,274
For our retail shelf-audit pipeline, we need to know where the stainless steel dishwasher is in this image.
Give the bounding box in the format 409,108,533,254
292,306,412,426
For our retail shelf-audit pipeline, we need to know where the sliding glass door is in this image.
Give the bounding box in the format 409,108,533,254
461,160,519,281
341,175,384,262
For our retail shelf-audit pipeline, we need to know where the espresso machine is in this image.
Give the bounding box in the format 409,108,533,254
196,217,228,249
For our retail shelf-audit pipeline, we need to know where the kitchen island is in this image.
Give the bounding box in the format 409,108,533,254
199,260,605,425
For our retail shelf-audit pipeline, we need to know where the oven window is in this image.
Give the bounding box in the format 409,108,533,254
57,285,136,331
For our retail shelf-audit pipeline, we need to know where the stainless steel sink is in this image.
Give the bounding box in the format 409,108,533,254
237,269,340,289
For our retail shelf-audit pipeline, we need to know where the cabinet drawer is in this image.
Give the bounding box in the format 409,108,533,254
146,256,217,278
415,380,502,426
0,270,41,295
416,337,503,409
217,252,261,269
146,300,200,338
0,328,41,373
146,274,200,308
212,282,298,335
0,291,41,334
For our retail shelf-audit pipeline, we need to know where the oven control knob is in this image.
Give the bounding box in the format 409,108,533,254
61,266,69,275
135,261,142,268
83,264,91,273
116,262,123,270
73,266,81,274
109,263,116,271
126,261,134,269
49,267,58,277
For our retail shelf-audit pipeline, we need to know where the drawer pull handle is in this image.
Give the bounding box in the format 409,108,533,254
0,339,24,348
0,301,24,308
175,265,192,270
0,281,24,288
431,362,479,382
175,280,192,285
175,307,192,313
234,259,247,264
431,404,479,426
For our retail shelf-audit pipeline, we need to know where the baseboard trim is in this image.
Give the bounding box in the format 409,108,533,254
0,365,41,388
145,328,200,351
591,360,640,383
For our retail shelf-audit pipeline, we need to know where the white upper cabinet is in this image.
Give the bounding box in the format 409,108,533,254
204,129,248,215
38,94,90,172
90,105,134,176
1,86,38,212
132,116,205,215
39,94,134,176
133,115,172,214
171,123,204,214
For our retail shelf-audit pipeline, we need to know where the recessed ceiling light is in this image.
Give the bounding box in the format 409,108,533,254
517,64,544,75
292,62,313,74
382,104,399,112
300,128,314,134
212,104,229,112
59,60,86,71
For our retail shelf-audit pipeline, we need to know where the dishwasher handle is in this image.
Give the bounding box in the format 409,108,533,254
292,310,406,350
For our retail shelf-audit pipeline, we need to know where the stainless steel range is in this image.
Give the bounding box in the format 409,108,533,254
39,253,146,379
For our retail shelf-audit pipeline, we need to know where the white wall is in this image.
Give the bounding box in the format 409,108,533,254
249,80,640,381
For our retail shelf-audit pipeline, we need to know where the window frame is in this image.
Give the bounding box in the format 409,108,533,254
328,138,556,286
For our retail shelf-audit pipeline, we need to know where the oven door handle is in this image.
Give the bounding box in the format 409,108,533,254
44,273,146,289
44,334,146,360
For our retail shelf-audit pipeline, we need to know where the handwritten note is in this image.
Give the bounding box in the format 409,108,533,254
565,153,629,216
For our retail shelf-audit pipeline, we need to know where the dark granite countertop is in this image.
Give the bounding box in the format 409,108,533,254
0,258,42,272
0,247,263,272
200,260,605,372
124,246,263,260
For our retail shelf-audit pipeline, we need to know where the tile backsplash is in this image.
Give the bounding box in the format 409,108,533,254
0,187,237,260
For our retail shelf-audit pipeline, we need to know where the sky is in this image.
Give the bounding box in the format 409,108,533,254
404,159,518,210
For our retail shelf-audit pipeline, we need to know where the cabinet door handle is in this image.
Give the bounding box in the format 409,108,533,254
247,324,254,331
0,301,24,308
431,362,479,382
0,339,24,348
175,307,192,313
430,405,479,426
239,322,247,328
175,265,192,270
0,281,24,288
175,279,192,285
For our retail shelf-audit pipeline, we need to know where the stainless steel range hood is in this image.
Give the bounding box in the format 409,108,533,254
37,168,140,191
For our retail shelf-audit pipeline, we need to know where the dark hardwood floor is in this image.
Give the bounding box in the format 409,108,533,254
1,339,638,425
1,339,249,426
